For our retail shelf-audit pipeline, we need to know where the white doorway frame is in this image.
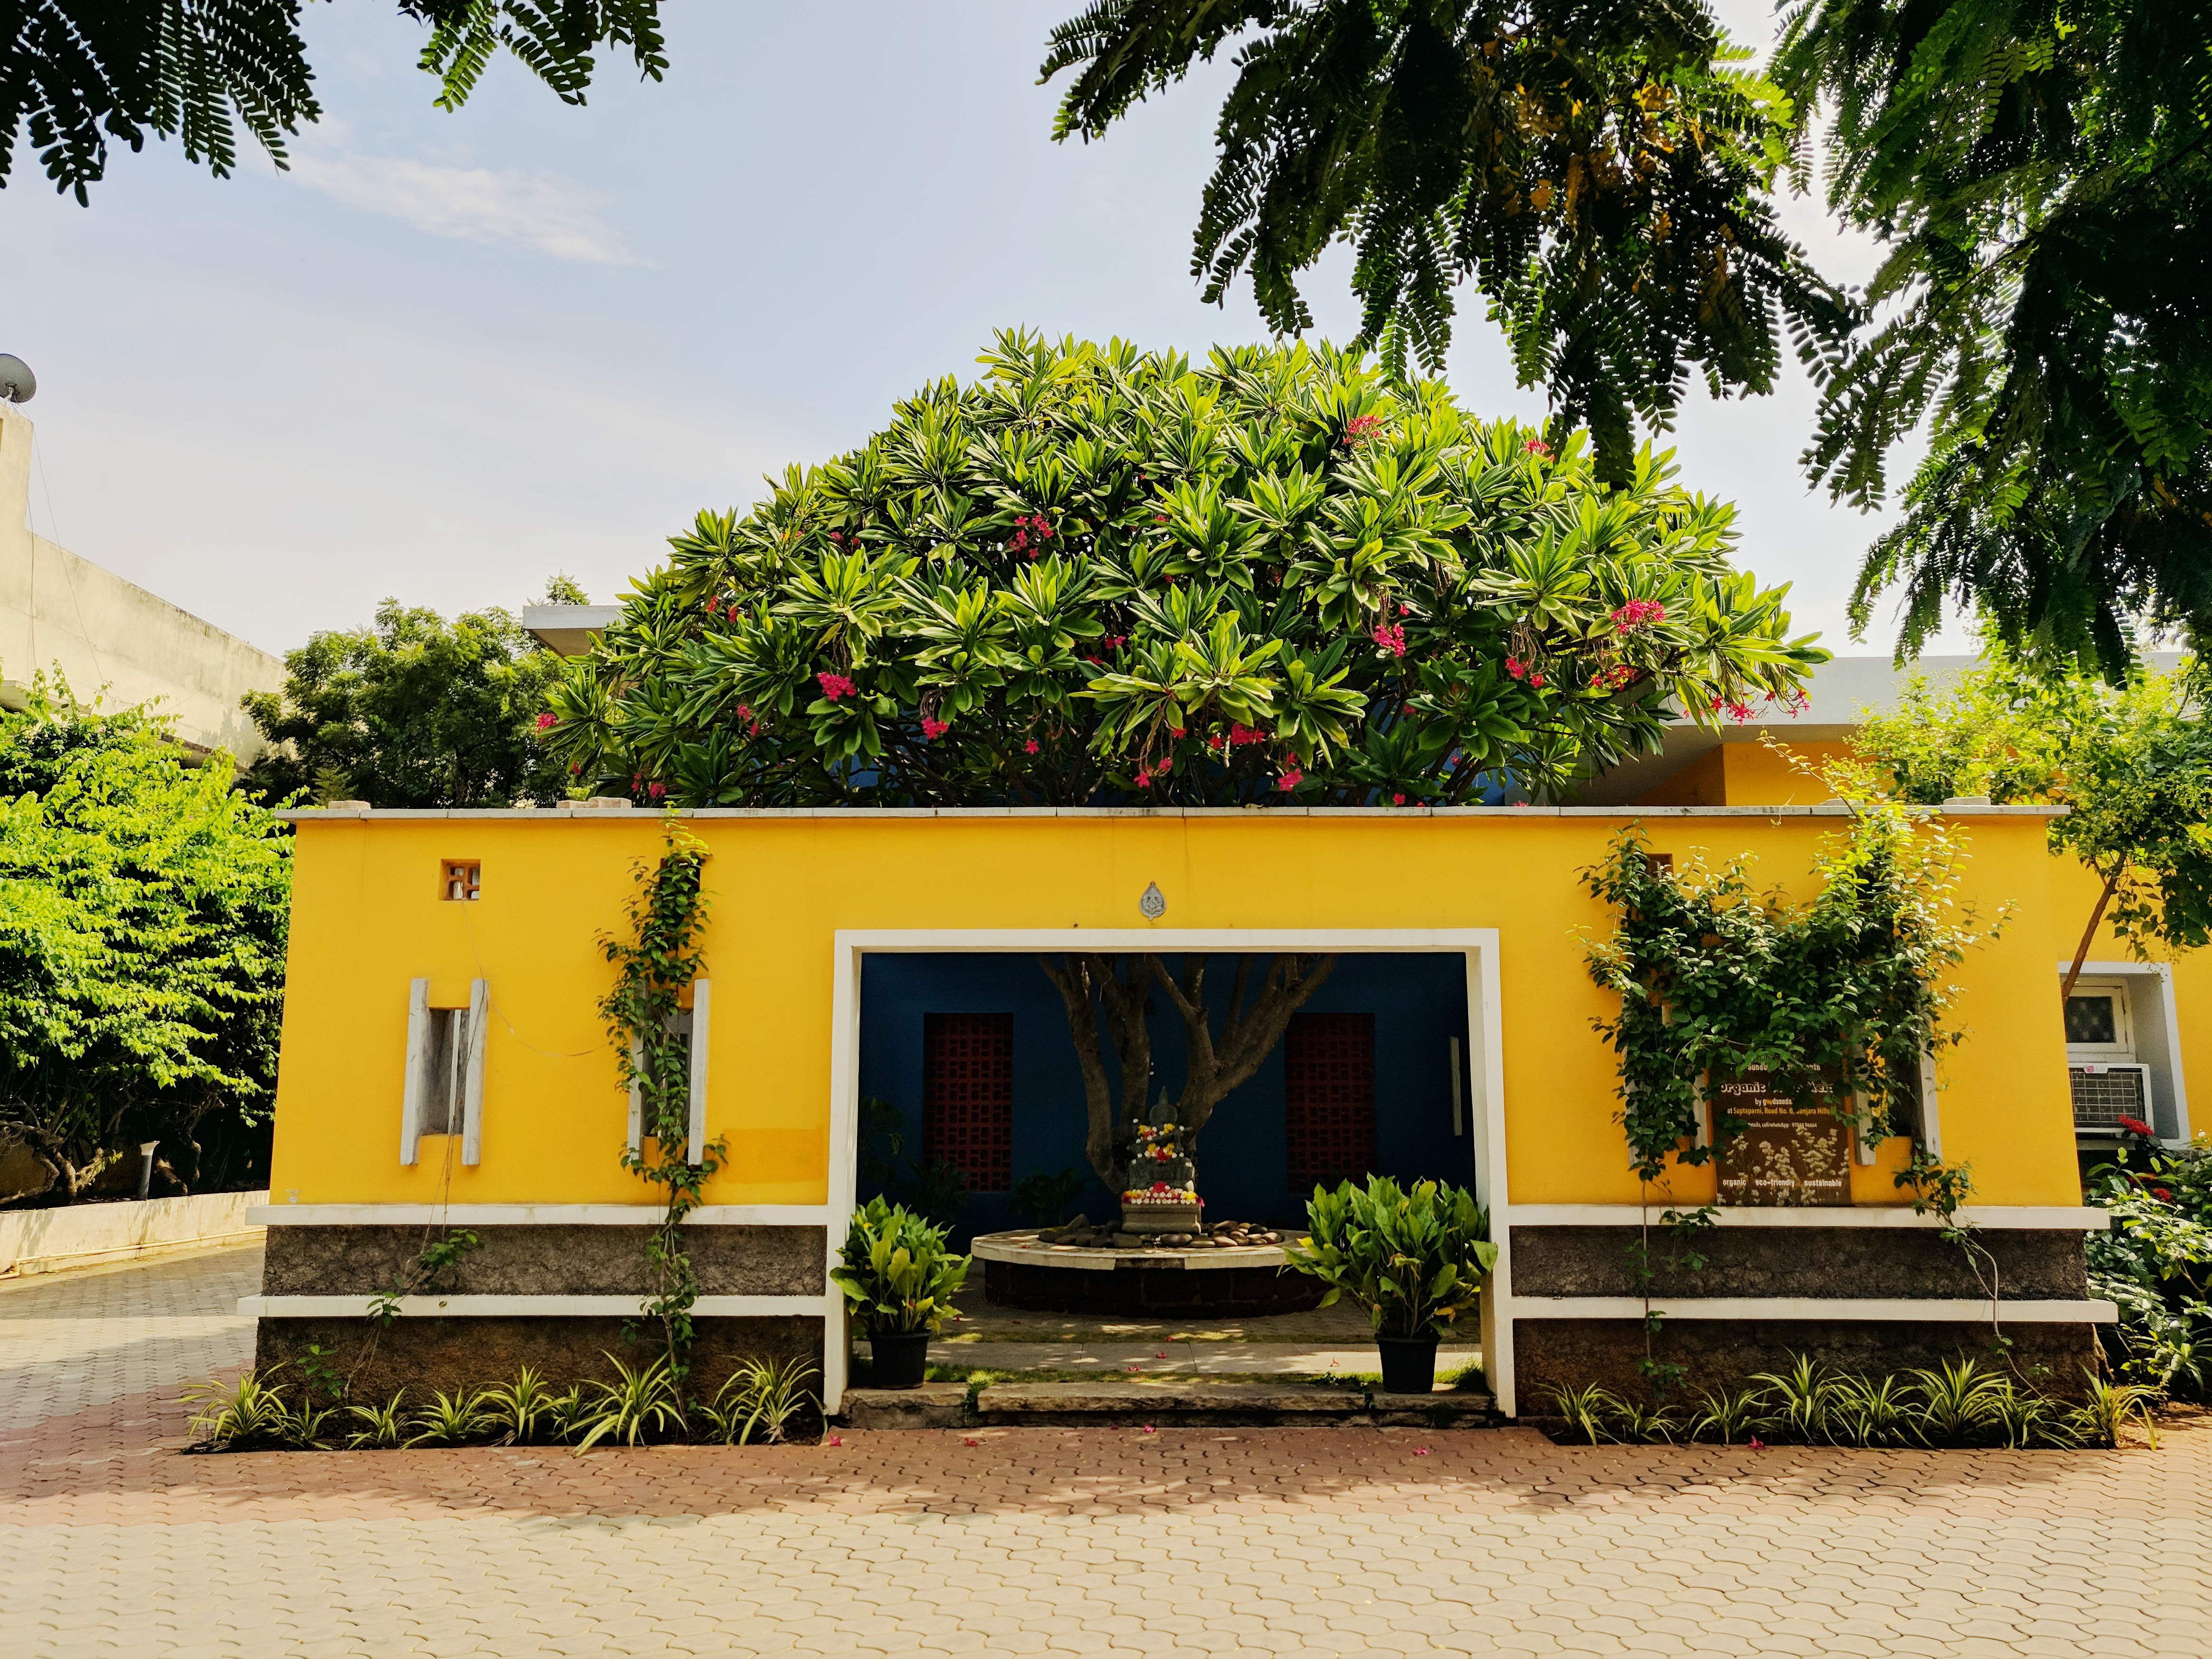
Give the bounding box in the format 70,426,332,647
825,928,1511,1414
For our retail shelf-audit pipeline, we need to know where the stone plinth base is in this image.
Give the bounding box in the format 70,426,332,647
979,1255,1324,1316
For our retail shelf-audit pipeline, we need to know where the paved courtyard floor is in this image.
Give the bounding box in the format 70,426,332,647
3,1242,2205,1658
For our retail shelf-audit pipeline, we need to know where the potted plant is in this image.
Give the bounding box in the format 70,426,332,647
830,1197,971,1389
1283,1177,1496,1394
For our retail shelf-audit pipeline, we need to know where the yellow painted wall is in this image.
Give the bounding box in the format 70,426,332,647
268,808,2094,1214
1636,741,1853,808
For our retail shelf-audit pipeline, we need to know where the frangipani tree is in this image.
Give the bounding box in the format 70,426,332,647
543,332,1823,806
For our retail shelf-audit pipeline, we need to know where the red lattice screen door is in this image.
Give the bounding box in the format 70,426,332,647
923,1013,1014,1192
1284,1012,1376,1190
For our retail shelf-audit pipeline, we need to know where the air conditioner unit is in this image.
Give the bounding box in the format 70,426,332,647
2069,1063,2152,1134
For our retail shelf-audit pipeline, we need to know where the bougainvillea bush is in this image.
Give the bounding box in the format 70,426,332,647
544,333,1825,805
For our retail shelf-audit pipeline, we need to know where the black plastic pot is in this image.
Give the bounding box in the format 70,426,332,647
1375,1334,1440,1395
868,1330,931,1390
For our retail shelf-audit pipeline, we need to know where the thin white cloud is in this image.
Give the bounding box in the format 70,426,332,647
286,152,644,267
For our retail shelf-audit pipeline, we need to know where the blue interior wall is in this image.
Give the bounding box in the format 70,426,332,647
858,953,1473,1236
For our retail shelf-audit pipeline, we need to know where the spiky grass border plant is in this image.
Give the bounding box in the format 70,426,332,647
344,1392,408,1449
184,1369,293,1451
407,1387,494,1448
572,1353,687,1452
695,1356,820,1446
479,1365,562,1446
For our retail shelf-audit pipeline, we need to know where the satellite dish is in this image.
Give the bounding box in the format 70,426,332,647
0,355,35,404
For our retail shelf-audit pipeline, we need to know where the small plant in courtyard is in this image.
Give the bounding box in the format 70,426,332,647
832,1198,972,1390
1687,1387,1772,1447
407,1387,495,1447
572,1353,688,1451
1827,1373,1919,1449
344,1392,408,1450
183,1369,292,1451
1548,1383,1621,1445
1283,1177,1495,1395
695,1356,820,1445
480,1366,563,1445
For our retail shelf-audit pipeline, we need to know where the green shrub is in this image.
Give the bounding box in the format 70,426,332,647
2086,1137,2212,1399
1282,1176,1495,1339
830,1198,971,1336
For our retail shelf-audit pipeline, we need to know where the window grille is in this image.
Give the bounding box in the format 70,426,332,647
1285,1012,1376,1191
442,860,481,901
923,1013,1014,1192
2071,1066,2149,1132
2064,994,2119,1048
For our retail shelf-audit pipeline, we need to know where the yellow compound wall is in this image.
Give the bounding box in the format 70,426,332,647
269,801,2105,1216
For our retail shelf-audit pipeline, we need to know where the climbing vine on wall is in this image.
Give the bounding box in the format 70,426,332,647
1582,751,2005,1182
1581,751,2008,1386
600,819,725,1394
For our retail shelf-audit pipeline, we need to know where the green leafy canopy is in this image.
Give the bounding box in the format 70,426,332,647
1043,2,2212,674
242,580,583,808
544,331,1824,807
0,679,290,1199
1041,1,1858,486
3,1,667,201
1853,640,2212,994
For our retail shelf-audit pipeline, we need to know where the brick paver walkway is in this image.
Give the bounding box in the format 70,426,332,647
3,1245,2204,1657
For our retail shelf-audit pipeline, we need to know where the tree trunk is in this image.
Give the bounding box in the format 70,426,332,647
2060,863,2126,1003
1039,952,1340,1186
1148,954,1337,1142
1038,954,1156,1189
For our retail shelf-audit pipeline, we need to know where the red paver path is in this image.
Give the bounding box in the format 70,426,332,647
2,1243,2204,1657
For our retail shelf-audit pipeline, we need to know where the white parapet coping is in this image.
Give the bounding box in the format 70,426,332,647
279,802,2069,822
1506,1205,2113,1230
1512,1297,2118,1323
1,1190,269,1279
969,1227,1296,1273
240,1292,836,1319
248,1203,835,1227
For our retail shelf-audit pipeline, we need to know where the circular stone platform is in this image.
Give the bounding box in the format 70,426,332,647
970,1228,1327,1317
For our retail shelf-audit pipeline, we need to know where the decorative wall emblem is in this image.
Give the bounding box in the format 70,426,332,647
1138,882,1167,920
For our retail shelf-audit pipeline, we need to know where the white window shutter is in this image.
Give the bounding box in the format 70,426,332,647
686,981,710,1165
460,979,490,1166
1917,1050,1944,1161
626,1035,644,1155
400,979,430,1166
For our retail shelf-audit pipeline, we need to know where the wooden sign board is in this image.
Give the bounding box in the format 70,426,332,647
1708,1066,1854,1207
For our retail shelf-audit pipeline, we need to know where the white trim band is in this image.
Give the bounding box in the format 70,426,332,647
241,1293,834,1319
283,802,2065,821
247,1204,834,1227
1506,1205,2112,1231
1512,1297,2117,1323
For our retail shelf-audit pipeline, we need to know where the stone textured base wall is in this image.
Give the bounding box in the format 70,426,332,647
1510,1225,2089,1299
255,1315,825,1401
261,1225,826,1297
1516,1317,2101,1408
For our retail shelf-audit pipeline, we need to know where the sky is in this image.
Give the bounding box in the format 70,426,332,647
4,1,1953,660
